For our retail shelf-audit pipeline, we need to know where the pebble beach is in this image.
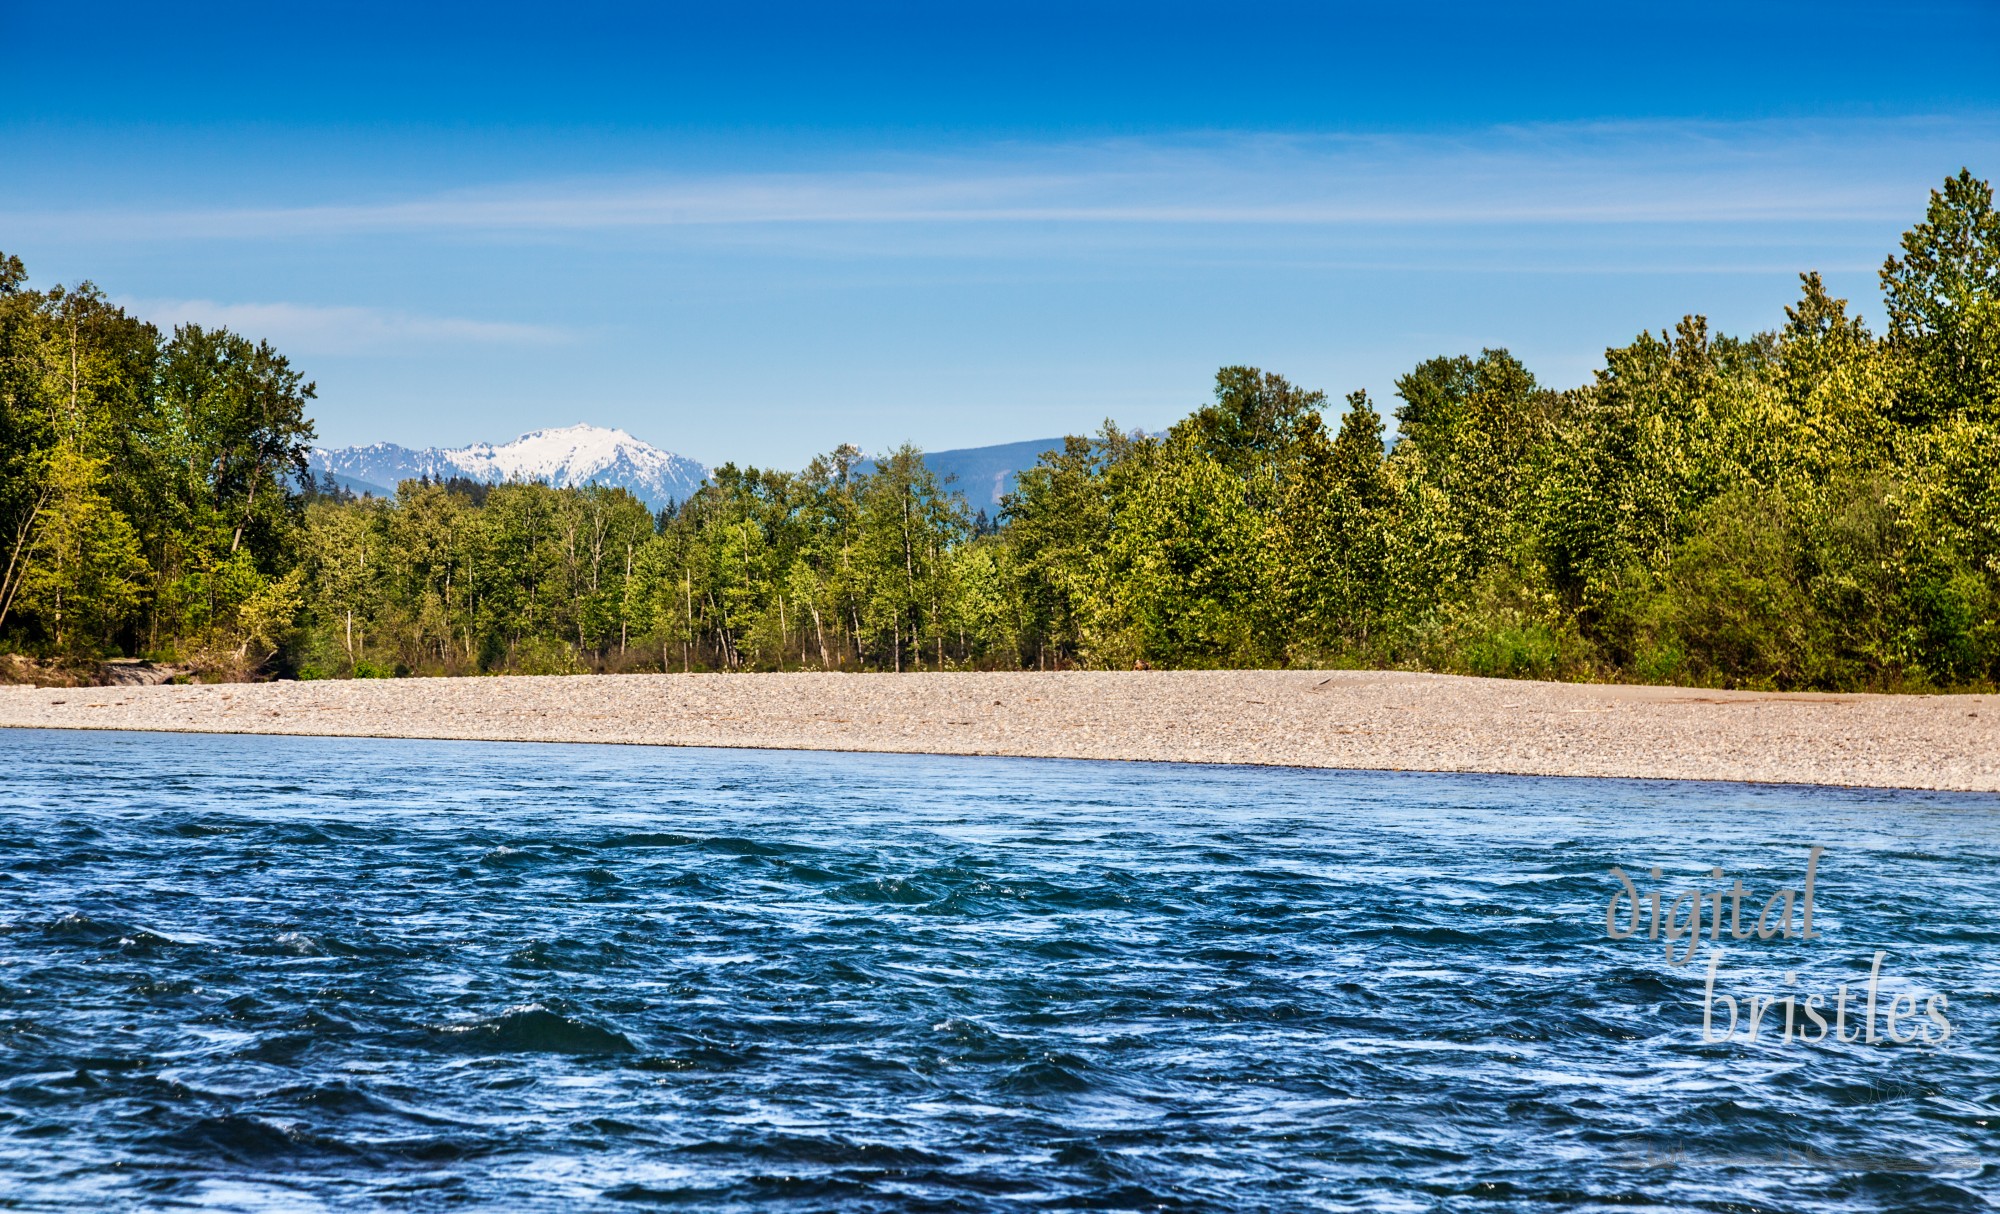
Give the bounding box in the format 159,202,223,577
2,670,1995,791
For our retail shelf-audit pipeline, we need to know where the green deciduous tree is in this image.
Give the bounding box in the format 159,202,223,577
1880,168,2000,427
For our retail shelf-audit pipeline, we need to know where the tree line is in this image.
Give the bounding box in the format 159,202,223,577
2,170,1996,690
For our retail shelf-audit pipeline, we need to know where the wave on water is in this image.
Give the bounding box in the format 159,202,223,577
0,729,1995,1211
437,1003,638,1055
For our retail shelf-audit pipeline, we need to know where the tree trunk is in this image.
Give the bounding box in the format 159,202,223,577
0,487,52,635
809,601,830,669
230,466,260,555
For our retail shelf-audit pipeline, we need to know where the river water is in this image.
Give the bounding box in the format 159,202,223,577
1,728,1994,1211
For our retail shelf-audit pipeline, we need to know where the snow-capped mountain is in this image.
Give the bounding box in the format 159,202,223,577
310,424,709,509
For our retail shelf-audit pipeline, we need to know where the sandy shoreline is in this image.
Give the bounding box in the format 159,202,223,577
2,670,1996,791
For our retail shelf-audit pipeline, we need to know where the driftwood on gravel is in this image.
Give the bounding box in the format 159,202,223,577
99,659,195,687
1,654,195,688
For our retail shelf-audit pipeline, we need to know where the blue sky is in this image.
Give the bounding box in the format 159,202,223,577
5,1,1999,464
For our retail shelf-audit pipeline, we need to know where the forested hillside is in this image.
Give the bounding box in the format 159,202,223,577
3,171,1996,690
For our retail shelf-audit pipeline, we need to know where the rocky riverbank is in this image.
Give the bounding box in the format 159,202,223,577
3,670,1995,791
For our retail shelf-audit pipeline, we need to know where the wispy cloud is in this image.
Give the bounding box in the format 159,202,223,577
27,117,2000,245
117,299,569,355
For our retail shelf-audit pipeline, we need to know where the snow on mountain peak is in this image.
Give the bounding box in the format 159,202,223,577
310,424,709,508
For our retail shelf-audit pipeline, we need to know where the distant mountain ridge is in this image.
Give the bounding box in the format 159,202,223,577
310,424,710,509
901,438,1062,512
311,425,1063,514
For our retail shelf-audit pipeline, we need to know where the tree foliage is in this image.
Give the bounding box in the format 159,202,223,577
0,270,313,667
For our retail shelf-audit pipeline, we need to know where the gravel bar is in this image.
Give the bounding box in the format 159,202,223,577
2,670,1996,791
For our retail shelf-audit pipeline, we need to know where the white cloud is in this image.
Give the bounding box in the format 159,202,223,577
115,299,568,355
30,116,2000,244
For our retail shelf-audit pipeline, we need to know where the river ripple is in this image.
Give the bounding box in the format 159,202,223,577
0,729,1995,1211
